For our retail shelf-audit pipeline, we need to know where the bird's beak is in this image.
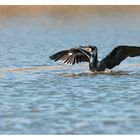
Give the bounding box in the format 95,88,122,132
79,46,92,59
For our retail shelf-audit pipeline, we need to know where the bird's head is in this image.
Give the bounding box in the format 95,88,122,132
79,45,97,61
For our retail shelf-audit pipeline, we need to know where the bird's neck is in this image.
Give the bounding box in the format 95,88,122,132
89,54,98,71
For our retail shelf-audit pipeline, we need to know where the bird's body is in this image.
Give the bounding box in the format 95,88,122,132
49,45,140,72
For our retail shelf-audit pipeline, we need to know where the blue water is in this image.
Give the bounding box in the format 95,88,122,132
0,12,140,134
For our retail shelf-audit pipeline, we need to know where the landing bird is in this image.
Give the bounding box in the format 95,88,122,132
49,45,140,72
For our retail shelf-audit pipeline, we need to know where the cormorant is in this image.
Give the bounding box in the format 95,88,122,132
49,45,140,72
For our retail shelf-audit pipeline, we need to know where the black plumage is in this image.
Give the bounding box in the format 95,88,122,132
49,48,89,65
49,45,140,72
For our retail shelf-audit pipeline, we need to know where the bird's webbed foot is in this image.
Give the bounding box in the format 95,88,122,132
104,69,112,73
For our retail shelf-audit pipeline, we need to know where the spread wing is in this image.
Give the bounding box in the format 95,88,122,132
100,45,140,69
49,48,89,65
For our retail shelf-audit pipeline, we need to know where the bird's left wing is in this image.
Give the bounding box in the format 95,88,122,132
100,45,140,69
49,48,89,65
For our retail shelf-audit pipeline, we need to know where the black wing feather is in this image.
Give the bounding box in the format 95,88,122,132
49,48,89,65
100,45,140,69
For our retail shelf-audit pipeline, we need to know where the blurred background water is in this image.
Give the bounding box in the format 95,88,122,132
0,6,140,134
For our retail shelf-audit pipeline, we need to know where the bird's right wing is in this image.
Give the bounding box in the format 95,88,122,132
49,48,89,65
100,45,140,69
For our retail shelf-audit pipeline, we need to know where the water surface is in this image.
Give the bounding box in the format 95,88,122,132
0,12,140,134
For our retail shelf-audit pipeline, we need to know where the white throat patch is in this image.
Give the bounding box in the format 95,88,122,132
68,52,73,56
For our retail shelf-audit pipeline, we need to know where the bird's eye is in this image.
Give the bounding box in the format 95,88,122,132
85,47,92,52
